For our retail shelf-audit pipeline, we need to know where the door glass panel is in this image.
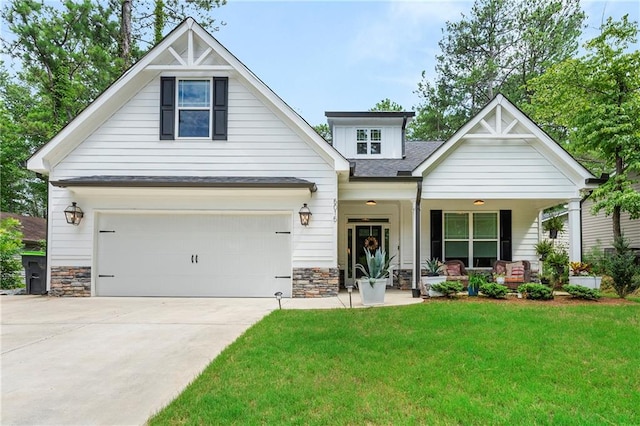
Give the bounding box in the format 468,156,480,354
347,228,353,279
444,213,469,239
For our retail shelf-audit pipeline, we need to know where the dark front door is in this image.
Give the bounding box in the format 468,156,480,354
354,225,383,279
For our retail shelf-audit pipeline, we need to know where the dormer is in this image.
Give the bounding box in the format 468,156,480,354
325,112,415,159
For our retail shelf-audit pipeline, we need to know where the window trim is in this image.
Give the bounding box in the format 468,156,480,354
176,78,213,139
443,211,499,267
355,128,382,156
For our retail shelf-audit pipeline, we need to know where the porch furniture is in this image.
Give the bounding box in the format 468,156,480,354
443,259,469,287
492,260,531,289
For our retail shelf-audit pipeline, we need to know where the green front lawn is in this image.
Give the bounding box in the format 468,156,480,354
149,302,640,425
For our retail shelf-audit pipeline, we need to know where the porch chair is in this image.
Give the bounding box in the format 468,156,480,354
443,259,469,287
492,260,531,290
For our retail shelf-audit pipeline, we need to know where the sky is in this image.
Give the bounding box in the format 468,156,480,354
208,0,640,126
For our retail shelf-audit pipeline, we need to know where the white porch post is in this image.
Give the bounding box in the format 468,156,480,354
568,198,581,262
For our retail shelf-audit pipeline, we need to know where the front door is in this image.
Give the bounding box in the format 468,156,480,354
346,223,391,286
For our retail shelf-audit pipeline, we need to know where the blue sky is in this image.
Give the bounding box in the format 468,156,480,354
211,0,640,126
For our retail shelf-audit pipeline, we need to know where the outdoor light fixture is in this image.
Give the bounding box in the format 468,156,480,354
473,200,485,206
346,284,354,308
366,200,377,206
64,202,84,225
274,291,283,310
299,203,312,226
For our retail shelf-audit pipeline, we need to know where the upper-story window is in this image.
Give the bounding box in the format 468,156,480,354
160,76,228,141
178,80,211,138
356,128,382,155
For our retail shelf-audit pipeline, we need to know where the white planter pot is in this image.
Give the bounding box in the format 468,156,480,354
357,278,387,306
496,276,506,285
422,276,447,297
569,276,602,289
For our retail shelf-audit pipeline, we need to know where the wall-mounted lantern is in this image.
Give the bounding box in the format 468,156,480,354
299,203,312,226
64,202,84,226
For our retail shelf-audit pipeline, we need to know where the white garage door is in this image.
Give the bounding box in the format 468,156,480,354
96,213,292,297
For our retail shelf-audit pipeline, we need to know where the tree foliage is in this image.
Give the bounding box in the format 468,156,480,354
313,124,332,143
0,218,24,289
528,16,640,238
0,0,227,216
411,0,584,140
369,98,404,112
603,236,640,298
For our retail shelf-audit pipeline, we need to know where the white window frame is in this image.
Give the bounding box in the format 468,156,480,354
176,78,213,139
355,128,382,156
443,211,499,267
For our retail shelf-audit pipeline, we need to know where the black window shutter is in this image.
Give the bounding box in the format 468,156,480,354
430,210,443,260
160,77,175,140
500,210,512,261
212,77,228,140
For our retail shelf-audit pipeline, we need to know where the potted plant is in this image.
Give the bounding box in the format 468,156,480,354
535,240,554,261
568,261,602,289
422,258,446,297
467,273,485,296
494,273,506,285
355,247,395,306
543,215,564,239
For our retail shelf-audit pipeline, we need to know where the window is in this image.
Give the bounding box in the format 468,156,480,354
355,128,382,155
159,76,228,140
178,80,211,137
444,212,498,267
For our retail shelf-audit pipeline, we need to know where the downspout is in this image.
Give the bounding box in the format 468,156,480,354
401,116,408,158
414,179,423,294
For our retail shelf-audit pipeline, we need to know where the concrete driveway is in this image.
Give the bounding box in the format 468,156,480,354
1,296,276,425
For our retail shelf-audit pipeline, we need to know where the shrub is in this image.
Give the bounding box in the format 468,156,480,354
431,281,463,298
468,273,487,291
518,283,554,300
563,284,601,300
1,218,24,289
603,236,640,299
479,283,508,299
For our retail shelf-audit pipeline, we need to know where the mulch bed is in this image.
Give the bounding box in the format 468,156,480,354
423,294,637,306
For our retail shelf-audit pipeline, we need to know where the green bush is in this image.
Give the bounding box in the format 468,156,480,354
468,273,487,292
431,281,464,298
479,283,508,299
563,284,601,300
604,236,640,299
518,283,554,300
1,218,24,289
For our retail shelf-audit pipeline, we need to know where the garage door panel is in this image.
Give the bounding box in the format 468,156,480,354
97,213,291,297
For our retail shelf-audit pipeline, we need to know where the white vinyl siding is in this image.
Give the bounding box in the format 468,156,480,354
48,76,337,269
332,125,402,158
422,139,580,199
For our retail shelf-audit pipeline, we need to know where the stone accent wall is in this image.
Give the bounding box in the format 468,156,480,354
50,266,91,297
396,269,414,290
292,267,339,298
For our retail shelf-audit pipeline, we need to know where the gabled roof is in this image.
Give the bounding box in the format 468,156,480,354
28,18,349,174
412,94,596,188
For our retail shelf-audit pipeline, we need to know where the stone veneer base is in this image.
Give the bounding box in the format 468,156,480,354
50,266,91,297
292,267,339,298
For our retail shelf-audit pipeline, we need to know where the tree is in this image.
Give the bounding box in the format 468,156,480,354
313,124,332,143
604,236,640,298
369,98,404,112
412,0,584,140
0,218,24,289
528,15,640,239
117,0,227,66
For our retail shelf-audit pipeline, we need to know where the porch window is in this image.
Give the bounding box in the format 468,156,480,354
444,212,498,267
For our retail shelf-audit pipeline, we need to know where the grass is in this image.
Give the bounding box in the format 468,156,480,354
149,302,640,425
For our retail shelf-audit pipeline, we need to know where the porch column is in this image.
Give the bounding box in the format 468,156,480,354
568,198,581,261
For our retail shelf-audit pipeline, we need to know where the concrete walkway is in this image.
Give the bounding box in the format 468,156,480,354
0,290,420,425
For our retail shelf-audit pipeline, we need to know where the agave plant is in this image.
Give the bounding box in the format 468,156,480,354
355,247,395,286
424,258,443,276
